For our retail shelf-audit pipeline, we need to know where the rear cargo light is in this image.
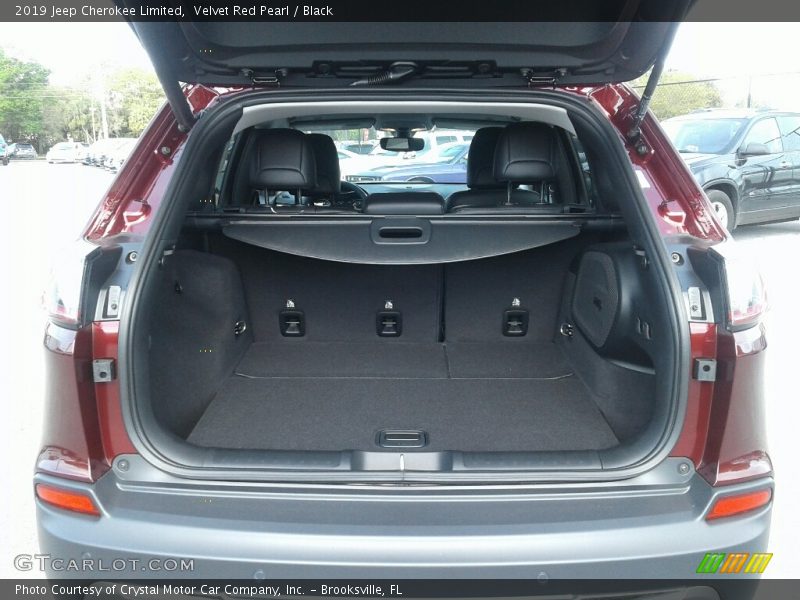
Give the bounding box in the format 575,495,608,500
35,483,100,517
706,488,772,521
711,245,767,331
43,240,101,329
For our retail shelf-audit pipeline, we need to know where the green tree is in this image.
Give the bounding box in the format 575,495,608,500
0,49,50,142
105,68,164,137
631,70,722,120
41,86,95,146
0,51,164,149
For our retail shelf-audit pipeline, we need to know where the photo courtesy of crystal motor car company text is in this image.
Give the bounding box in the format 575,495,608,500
1,0,800,597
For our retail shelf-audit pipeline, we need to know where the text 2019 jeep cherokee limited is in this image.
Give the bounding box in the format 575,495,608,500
35,4,772,591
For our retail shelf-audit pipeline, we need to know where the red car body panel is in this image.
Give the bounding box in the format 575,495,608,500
700,324,771,486
584,84,726,243
92,321,137,461
40,324,107,483
39,83,770,487
84,86,218,241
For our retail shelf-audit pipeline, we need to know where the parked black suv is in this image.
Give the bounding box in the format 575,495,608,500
663,109,800,230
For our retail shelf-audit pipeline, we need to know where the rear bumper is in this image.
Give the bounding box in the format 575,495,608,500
35,456,771,580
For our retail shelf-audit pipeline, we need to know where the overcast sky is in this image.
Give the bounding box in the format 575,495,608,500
1,22,799,105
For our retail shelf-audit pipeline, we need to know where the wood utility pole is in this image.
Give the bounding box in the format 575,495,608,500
99,79,109,140
92,71,109,140
746,76,753,109
90,103,96,143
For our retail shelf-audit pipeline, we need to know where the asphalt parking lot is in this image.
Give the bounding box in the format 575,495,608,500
2,161,114,579
2,160,798,578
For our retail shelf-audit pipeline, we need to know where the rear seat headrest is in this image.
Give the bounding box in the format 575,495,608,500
363,192,445,215
249,129,317,190
494,122,560,183
466,127,504,189
307,134,341,196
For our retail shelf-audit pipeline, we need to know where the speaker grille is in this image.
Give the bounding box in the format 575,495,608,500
572,251,619,347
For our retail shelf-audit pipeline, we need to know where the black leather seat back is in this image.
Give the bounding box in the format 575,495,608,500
306,133,341,198
465,127,503,189
446,127,504,212
364,192,445,215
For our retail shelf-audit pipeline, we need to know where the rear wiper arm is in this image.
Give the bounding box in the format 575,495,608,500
350,62,418,87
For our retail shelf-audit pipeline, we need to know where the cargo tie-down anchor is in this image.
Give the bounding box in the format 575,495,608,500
279,299,305,337
377,300,402,337
503,297,529,336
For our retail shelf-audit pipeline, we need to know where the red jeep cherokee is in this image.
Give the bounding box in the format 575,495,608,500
35,5,772,588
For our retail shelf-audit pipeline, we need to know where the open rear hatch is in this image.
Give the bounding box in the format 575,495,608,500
118,97,689,482
114,5,693,482
117,1,692,128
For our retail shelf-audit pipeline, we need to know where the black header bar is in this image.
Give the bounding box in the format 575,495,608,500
3,0,800,22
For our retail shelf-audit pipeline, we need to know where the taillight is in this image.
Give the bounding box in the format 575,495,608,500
676,244,772,487
43,240,121,329
711,244,767,331
35,483,101,517
43,240,101,329
39,241,124,483
706,488,772,521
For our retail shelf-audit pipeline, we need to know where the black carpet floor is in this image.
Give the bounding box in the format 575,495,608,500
187,341,618,452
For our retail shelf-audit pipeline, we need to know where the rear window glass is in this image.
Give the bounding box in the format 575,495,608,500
308,127,474,184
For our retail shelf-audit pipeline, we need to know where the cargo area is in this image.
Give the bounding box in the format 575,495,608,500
142,232,661,457
188,342,619,452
